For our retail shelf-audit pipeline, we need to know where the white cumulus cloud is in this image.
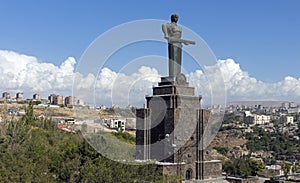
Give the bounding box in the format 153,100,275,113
94,66,160,107
189,58,300,103
0,50,76,98
1,50,300,106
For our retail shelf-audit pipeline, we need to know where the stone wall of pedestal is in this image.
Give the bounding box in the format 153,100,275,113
153,85,195,96
136,108,150,160
159,160,222,181
136,77,222,180
196,161,222,180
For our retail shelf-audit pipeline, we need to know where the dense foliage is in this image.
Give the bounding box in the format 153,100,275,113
111,131,136,144
213,146,229,156
223,158,265,177
0,103,178,182
245,126,300,160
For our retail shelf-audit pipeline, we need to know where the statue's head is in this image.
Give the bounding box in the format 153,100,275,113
171,14,179,23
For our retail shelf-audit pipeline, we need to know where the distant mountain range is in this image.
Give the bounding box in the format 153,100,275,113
226,100,298,107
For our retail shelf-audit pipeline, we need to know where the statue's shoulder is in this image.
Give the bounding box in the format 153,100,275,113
162,23,172,28
178,25,182,30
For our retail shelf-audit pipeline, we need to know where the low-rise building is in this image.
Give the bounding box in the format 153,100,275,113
54,95,64,106
77,99,85,106
33,93,40,100
48,94,64,106
253,114,270,125
265,165,283,176
279,115,294,125
103,118,126,131
65,96,75,107
289,102,298,108
16,92,24,101
2,92,10,101
244,111,270,125
48,94,56,104
287,108,300,114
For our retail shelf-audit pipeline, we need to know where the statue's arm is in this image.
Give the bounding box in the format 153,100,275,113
168,37,196,45
162,24,169,40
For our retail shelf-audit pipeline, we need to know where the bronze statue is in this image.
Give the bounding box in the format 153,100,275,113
162,14,195,78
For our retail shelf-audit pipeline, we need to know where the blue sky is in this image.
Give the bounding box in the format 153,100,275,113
0,1,300,105
0,0,299,82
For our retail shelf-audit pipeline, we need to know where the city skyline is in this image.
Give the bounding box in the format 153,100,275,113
0,1,299,106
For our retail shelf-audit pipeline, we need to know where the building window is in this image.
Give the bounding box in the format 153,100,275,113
186,168,192,180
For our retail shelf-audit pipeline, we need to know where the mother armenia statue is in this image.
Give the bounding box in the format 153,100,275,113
162,14,195,79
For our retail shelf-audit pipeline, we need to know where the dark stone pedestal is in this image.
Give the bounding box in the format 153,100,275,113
136,76,222,181
159,76,189,86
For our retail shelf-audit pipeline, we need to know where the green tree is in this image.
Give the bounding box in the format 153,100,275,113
21,101,37,126
283,163,291,180
213,146,229,156
248,159,265,176
223,158,265,177
0,104,175,182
